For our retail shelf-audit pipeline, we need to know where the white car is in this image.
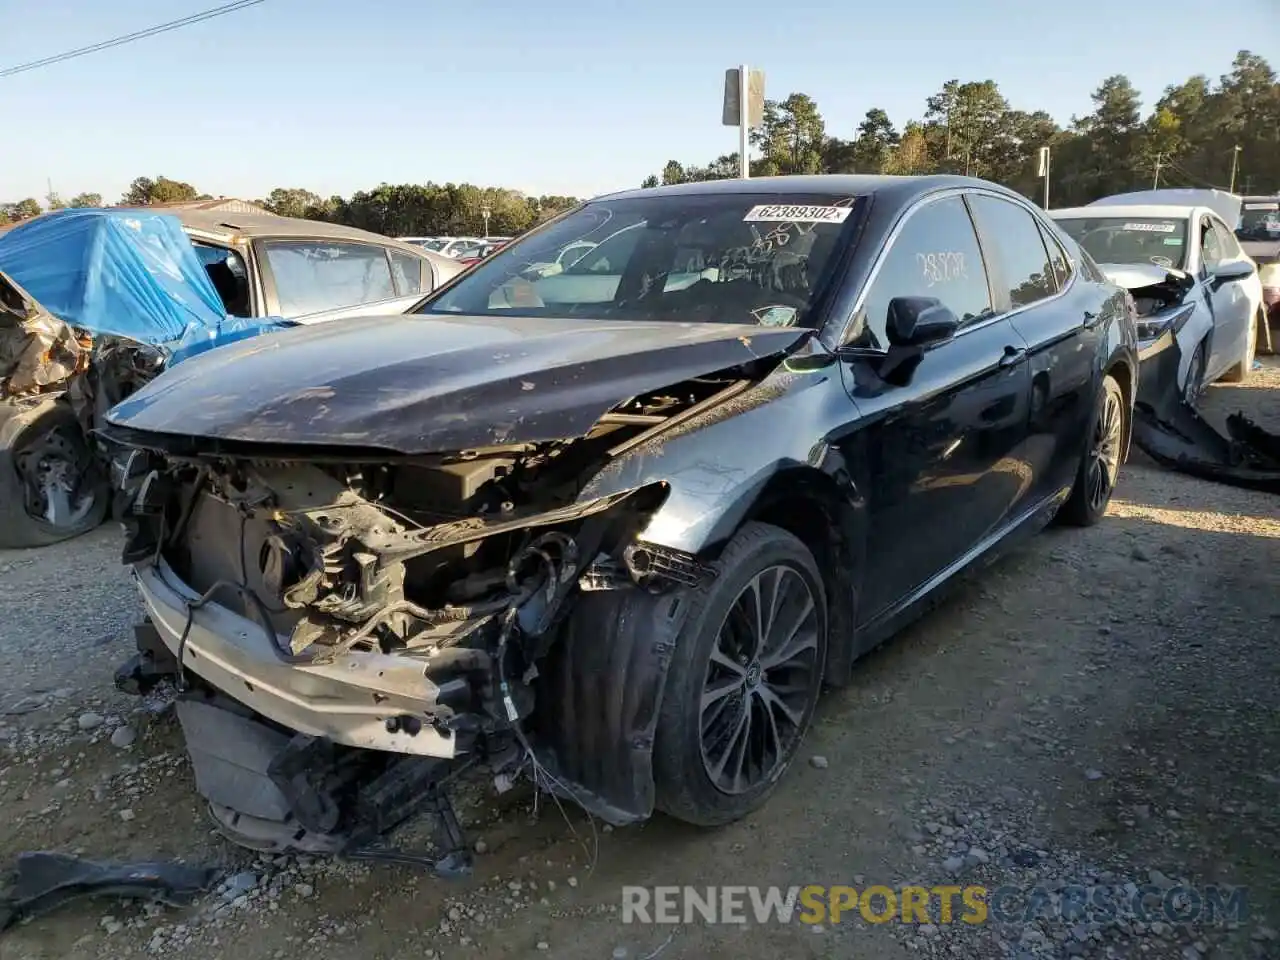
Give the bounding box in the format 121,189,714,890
419,237,486,259
1050,198,1262,401
521,239,598,278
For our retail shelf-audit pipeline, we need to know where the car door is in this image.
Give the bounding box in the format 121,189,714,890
1197,214,1239,379
1205,216,1254,377
966,193,1102,508
836,193,1033,622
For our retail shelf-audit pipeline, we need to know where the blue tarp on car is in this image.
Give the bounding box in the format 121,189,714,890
0,208,287,363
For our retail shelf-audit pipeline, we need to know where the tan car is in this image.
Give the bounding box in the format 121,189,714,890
172,211,465,323
0,210,466,549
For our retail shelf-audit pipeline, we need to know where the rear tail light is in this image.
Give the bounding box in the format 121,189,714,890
1259,262,1280,304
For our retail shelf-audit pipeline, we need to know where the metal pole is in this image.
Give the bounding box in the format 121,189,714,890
1043,150,1050,210
738,63,749,179
1229,146,1240,193
1153,154,1162,189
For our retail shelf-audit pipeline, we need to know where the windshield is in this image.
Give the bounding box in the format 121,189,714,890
423,239,448,252
1238,201,1280,241
417,193,862,328
1053,216,1189,270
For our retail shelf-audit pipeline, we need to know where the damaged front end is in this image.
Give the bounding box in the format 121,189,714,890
1102,263,1199,360
0,269,90,400
1131,333,1280,493
1,270,167,548
103,364,758,869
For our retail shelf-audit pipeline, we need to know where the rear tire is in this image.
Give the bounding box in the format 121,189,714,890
0,402,110,549
653,522,827,827
1059,375,1126,528
1222,310,1258,383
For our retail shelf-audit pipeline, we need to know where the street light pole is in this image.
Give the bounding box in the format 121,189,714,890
738,63,750,179
481,204,491,238
1229,145,1241,194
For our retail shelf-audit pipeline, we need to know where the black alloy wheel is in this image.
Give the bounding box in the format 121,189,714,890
652,522,828,826
698,564,821,795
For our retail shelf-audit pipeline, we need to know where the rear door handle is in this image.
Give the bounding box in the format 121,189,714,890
999,345,1027,368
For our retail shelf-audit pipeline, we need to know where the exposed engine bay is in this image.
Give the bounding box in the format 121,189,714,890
106,368,757,872
1123,266,1195,318
1117,266,1198,342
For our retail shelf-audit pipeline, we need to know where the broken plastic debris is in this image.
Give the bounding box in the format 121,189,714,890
0,852,217,932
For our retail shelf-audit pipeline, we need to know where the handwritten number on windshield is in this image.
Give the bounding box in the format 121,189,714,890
918,251,967,287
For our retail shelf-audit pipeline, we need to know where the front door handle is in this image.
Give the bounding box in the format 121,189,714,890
1082,310,1101,330
999,345,1027,368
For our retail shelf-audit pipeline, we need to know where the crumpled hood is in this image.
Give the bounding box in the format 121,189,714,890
104,313,809,454
1096,262,1192,291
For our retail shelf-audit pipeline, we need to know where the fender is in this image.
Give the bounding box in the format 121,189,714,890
541,363,871,822
0,393,67,449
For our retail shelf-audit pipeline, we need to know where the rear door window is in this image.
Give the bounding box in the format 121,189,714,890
967,194,1058,309
259,241,397,316
850,195,993,348
1038,222,1073,289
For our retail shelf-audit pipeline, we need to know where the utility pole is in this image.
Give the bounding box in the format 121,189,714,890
738,63,749,179
480,204,491,238
1229,145,1241,194
1037,147,1051,209
1153,153,1163,189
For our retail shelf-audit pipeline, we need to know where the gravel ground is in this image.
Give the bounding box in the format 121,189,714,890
1,358,1278,960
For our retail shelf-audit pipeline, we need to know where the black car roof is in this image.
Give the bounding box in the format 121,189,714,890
594,174,1017,206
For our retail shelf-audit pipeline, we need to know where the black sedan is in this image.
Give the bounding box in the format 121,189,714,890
101,175,1137,861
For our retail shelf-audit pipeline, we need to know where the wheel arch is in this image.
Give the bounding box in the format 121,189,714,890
1104,353,1136,461
531,463,866,825
737,465,866,689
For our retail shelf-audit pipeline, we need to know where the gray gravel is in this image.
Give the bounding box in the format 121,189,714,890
0,524,139,708
1,359,1277,960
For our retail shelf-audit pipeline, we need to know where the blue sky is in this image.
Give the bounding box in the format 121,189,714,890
2,0,1276,204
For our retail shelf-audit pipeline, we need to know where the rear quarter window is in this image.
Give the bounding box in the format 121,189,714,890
966,194,1057,309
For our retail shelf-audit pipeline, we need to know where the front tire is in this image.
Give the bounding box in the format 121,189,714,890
0,402,110,549
653,522,827,827
1059,374,1126,528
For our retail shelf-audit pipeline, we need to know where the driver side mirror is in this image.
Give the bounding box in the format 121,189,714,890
886,296,961,347
1211,259,1255,286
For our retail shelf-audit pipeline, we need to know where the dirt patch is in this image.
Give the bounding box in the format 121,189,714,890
2,359,1278,960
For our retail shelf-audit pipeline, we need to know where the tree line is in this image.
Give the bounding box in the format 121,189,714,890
1,176,581,238
5,51,1277,230
643,51,1280,207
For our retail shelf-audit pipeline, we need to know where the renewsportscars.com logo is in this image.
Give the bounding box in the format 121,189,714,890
621,884,1249,926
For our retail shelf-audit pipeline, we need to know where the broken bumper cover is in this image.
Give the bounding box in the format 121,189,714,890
133,558,459,758
1131,335,1280,493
